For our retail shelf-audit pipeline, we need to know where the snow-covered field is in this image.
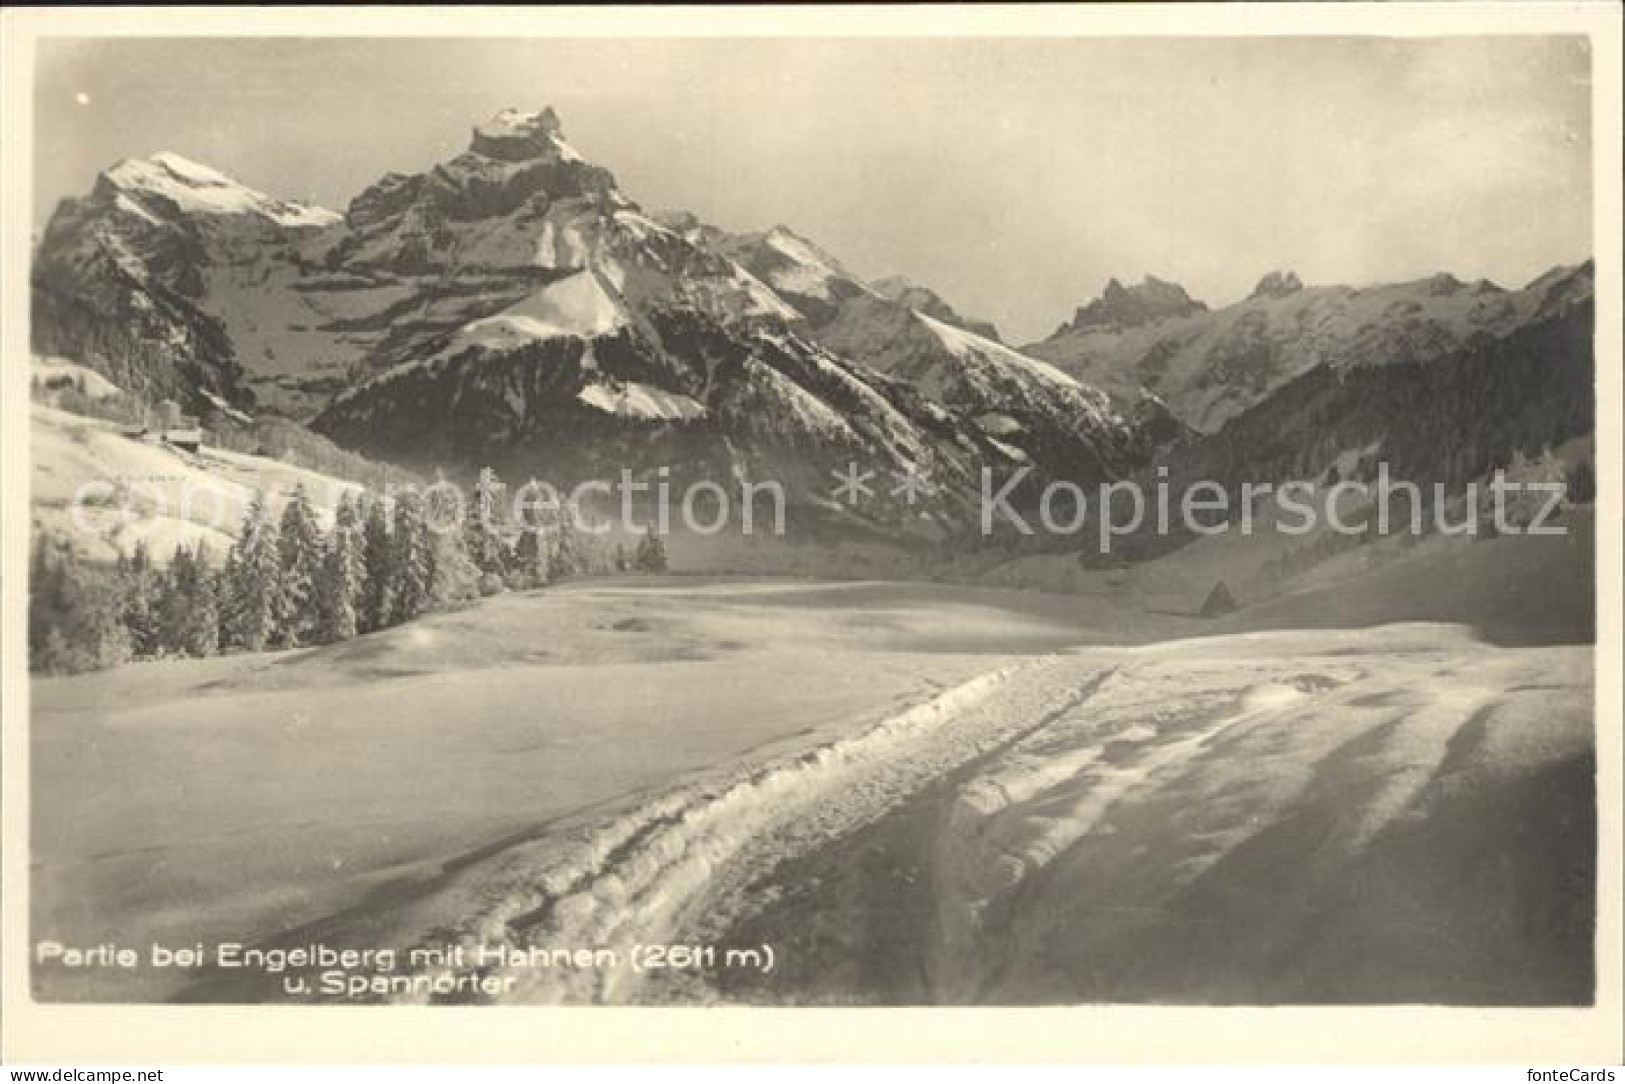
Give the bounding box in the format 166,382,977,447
32,578,1167,1001
30,561,1594,1005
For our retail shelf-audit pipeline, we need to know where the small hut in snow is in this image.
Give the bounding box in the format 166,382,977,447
144,399,203,452
1199,580,1238,618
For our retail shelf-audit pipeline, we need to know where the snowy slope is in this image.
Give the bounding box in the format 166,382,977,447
110,604,1585,1007
31,404,361,565
30,578,1112,1002
578,380,706,422
32,355,122,400
445,269,628,352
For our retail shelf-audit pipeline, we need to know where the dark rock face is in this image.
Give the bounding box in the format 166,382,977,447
31,256,246,408
345,172,422,229
1064,275,1208,332
1526,259,1596,324
31,178,270,408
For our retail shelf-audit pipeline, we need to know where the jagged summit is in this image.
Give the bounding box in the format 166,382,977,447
99,151,341,228
31,99,1595,546
341,106,620,239
871,275,1003,342
1250,270,1304,300
717,224,874,309
1424,272,1465,297
469,107,579,162
763,225,859,276
1064,275,1207,332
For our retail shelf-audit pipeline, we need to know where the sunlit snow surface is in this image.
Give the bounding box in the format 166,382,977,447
577,381,706,422
106,152,342,228
30,565,1592,1006
32,355,122,400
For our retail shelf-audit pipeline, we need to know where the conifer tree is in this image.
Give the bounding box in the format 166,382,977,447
28,535,130,673
336,493,368,578
216,546,243,651
180,542,220,658
466,466,509,578
226,493,283,652
1566,459,1596,505
634,528,668,573
156,543,198,655
514,525,550,589
428,484,479,605
316,506,363,643
551,504,584,579
361,495,396,632
120,541,160,657
390,490,435,624
276,484,323,647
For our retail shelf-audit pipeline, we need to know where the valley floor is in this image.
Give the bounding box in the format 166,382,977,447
29,575,1595,1005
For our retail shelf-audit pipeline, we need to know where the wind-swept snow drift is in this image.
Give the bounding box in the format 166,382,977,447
391,659,1069,1003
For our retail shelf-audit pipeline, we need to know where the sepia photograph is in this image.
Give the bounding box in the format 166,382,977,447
1,3,1620,1068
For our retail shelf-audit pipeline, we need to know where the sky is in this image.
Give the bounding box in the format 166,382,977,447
34,36,1593,343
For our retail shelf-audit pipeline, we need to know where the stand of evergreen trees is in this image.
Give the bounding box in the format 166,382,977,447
31,474,674,675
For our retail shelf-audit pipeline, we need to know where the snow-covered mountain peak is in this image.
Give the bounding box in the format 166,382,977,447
478,107,562,138
764,226,863,279
727,224,877,306
38,106,1155,531
101,152,341,229
871,275,1003,342
469,106,581,162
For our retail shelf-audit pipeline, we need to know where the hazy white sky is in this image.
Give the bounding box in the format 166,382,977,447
34,36,1593,342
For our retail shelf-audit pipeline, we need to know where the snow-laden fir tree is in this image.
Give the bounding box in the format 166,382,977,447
315,494,367,642
513,525,550,589
183,542,220,657
360,495,395,633
29,534,130,673
634,527,668,573
156,541,219,657
215,545,241,649
428,483,479,605
118,540,159,657
466,466,510,579
156,543,196,654
550,501,585,579
389,489,436,624
276,484,323,647
224,492,283,652
509,476,554,589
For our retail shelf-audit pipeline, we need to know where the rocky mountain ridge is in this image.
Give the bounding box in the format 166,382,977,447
33,109,1152,539
31,106,1595,544
1028,262,1595,433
